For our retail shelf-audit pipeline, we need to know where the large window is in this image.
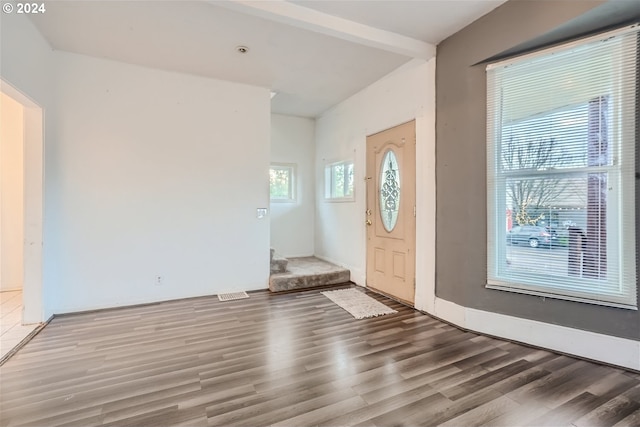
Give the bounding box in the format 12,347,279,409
486,26,637,309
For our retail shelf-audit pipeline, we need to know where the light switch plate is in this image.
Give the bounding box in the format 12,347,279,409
256,208,267,219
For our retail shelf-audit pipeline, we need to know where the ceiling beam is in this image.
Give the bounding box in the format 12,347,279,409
209,0,436,60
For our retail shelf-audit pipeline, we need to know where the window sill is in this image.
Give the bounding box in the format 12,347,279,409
485,282,637,311
323,197,355,203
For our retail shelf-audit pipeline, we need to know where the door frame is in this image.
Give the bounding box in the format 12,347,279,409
365,119,416,305
1,79,44,324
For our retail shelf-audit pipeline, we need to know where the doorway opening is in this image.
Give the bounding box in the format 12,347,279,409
0,80,44,360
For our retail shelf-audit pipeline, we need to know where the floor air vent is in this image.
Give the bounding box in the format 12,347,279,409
217,291,249,302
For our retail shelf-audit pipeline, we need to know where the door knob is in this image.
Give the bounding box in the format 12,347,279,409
366,219,372,226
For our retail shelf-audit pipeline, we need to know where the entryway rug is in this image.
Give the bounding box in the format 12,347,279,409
321,288,397,319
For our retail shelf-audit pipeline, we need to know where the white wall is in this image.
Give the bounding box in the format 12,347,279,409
270,114,315,257
1,13,50,322
44,52,271,314
0,92,25,291
314,58,436,310
2,15,272,319
0,15,54,105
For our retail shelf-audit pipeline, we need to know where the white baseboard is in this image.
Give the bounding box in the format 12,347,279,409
433,297,640,371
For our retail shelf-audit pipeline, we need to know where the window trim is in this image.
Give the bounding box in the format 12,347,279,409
269,163,296,203
485,25,638,310
485,25,640,72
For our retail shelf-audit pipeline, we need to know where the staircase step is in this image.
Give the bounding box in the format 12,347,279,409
269,257,350,292
270,248,288,273
270,257,288,274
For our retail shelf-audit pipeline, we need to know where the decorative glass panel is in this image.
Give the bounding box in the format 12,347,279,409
379,149,400,232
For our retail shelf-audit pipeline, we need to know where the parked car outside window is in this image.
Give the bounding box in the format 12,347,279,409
507,225,557,248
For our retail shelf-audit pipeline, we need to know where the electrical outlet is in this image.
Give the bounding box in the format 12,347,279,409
155,275,163,286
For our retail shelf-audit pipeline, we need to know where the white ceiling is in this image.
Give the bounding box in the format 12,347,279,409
29,0,507,117
290,0,506,44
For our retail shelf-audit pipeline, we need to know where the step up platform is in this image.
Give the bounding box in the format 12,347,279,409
270,248,288,274
270,257,288,274
269,257,350,292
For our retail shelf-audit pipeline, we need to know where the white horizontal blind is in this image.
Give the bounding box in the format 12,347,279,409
486,25,638,309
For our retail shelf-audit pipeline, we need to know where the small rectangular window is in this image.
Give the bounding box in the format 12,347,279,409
269,163,295,202
325,160,354,201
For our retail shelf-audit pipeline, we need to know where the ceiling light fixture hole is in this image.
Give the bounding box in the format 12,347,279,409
236,46,249,54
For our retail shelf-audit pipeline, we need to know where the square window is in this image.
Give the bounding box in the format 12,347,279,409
325,160,354,201
269,163,295,202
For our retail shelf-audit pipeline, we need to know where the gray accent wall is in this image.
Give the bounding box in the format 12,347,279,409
435,0,640,340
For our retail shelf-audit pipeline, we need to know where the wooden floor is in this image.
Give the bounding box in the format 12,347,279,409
1,285,639,427
0,291,41,362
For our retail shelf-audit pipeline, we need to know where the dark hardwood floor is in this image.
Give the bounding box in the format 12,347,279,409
1,285,639,427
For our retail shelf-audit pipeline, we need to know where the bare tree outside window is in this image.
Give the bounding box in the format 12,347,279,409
502,135,577,225
487,27,636,308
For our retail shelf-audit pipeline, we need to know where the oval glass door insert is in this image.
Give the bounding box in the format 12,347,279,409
379,149,400,232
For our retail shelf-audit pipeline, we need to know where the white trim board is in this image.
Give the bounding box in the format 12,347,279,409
432,297,640,371
212,0,435,60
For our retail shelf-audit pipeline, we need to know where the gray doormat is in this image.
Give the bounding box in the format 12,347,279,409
321,288,397,319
